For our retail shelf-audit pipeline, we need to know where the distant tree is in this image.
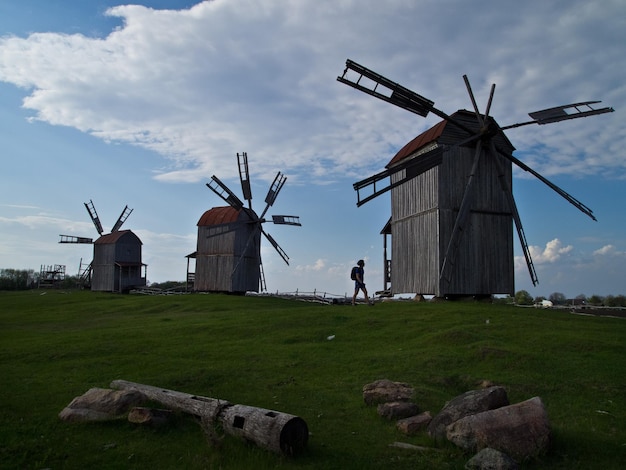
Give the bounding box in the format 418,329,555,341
604,295,616,307
0,269,34,290
60,275,81,289
603,295,626,307
515,290,533,305
575,294,587,302
588,294,604,306
549,292,567,305
534,296,546,304
149,280,186,291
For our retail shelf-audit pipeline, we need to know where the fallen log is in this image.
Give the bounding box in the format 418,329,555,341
110,379,308,456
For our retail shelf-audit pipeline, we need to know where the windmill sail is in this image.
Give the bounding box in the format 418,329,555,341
237,152,253,207
494,146,596,221
272,215,302,226
84,200,104,235
206,176,244,211
353,146,443,206
260,172,286,219
262,229,289,265
338,59,476,135
337,59,434,117
111,205,133,232
59,235,93,244
501,101,614,130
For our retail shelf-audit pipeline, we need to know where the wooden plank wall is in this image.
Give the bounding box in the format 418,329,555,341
194,218,261,293
388,111,515,296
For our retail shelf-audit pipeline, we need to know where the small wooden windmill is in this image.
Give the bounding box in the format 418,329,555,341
59,200,146,292
190,152,301,294
338,59,614,298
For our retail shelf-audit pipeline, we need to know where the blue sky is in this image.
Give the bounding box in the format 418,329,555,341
0,0,624,299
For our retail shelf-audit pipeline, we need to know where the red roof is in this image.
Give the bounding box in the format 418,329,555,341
94,230,141,245
197,206,241,226
386,119,447,168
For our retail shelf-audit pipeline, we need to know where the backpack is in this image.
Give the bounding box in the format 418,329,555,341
350,266,358,280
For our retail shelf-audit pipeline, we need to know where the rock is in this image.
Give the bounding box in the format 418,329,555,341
59,387,146,422
396,411,433,435
427,386,509,440
465,447,519,470
377,401,419,420
128,407,173,427
363,379,414,405
447,397,551,461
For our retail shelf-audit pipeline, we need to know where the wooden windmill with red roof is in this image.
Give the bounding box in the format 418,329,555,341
338,59,614,298
188,152,301,294
59,200,146,292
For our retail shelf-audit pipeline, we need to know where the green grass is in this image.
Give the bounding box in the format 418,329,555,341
0,290,624,469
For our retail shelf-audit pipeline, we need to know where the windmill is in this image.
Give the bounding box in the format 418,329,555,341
191,152,301,294
59,200,146,292
337,59,614,298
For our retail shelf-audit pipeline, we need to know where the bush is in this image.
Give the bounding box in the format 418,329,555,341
514,290,533,305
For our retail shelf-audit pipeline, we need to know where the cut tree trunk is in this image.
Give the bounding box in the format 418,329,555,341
110,379,308,456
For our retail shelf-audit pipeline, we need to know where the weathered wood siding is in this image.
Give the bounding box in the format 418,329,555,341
194,210,261,293
389,111,515,296
92,230,145,292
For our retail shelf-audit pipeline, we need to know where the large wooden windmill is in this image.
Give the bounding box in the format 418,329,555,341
59,200,146,292
190,152,301,294
337,59,614,298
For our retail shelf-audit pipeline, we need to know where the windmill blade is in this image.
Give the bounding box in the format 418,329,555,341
494,145,596,221
488,142,539,285
337,59,476,135
463,74,485,126
439,141,484,285
271,215,302,226
111,205,133,232
354,146,444,206
59,234,93,244
84,200,104,235
501,101,614,130
484,83,496,118
237,152,253,209
262,229,290,265
259,172,286,219
338,59,434,117
463,75,496,127
206,176,244,211
258,254,267,292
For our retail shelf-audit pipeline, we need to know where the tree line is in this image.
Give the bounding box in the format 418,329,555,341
2,268,625,305
0,268,81,291
514,290,626,307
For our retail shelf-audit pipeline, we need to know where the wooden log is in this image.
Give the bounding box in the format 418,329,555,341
110,379,308,456
110,379,228,420
220,403,308,456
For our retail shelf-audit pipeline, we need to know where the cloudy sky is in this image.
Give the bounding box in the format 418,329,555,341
0,0,624,298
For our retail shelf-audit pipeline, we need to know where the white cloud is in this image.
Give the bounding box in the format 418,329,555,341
0,0,623,188
0,214,93,233
528,238,573,264
593,244,618,256
296,258,326,272
0,0,624,297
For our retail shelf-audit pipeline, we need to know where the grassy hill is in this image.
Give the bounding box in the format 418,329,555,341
1,290,624,469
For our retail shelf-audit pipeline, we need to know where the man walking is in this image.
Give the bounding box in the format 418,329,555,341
352,259,372,305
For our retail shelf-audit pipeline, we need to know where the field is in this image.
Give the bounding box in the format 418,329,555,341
1,290,624,469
